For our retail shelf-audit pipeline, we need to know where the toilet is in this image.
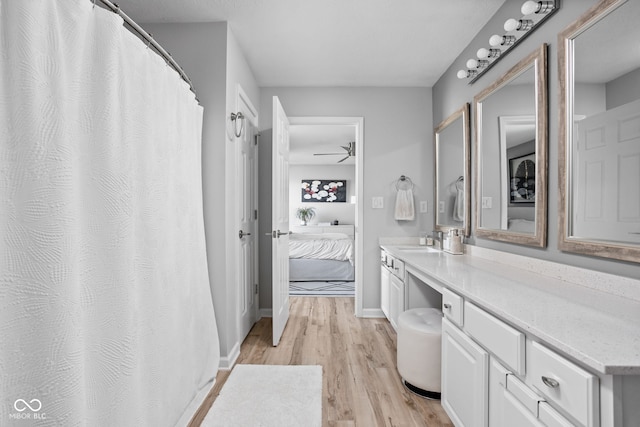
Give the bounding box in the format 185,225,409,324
396,307,443,399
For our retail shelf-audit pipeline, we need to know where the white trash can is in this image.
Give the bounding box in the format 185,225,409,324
397,307,442,398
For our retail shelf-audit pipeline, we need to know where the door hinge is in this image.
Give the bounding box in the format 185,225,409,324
254,283,259,294
254,133,259,145
254,209,258,220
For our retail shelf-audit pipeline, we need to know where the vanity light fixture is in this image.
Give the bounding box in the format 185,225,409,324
466,58,489,69
489,34,516,47
457,0,559,83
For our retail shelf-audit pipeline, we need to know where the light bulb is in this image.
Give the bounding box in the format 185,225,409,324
521,1,540,15
489,34,503,47
457,70,468,79
466,59,478,69
504,18,519,32
477,48,500,59
504,18,533,32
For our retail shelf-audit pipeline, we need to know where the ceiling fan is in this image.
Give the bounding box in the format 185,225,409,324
313,141,355,163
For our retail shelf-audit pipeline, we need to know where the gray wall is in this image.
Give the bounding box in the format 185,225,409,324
290,164,356,226
433,0,640,278
258,87,433,311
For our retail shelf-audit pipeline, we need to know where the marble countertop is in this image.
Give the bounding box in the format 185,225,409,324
380,244,640,376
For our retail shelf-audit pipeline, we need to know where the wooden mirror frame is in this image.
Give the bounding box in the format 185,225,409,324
474,44,548,247
557,0,640,263
434,103,471,237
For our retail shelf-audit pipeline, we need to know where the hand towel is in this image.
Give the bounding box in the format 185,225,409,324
394,188,415,221
452,188,464,222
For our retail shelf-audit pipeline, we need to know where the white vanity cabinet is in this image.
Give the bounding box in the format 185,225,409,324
441,290,588,427
380,249,405,330
388,271,405,330
378,244,640,427
442,317,489,427
380,254,390,319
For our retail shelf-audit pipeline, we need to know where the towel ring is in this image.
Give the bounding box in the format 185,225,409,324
396,175,414,191
455,176,464,191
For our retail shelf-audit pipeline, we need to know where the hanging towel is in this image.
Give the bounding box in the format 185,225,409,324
394,188,415,221
452,188,464,222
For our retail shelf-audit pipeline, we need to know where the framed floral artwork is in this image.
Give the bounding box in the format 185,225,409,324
301,180,346,202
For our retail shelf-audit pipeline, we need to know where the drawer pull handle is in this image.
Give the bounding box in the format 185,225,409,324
443,303,452,309
541,376,560,388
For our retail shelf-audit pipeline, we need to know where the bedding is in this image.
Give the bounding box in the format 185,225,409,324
289,232,355,281
289,258,355,281
289,232,354,264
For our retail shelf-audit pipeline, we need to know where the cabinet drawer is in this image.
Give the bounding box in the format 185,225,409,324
441,287,463,327
506,374,542,416
530,341,599,427
392,257,405,279
538,402,575,427
465,302,525,375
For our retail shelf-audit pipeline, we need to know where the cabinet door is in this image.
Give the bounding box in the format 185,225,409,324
380,265,390,319
442,318,489,427
389,273,404,330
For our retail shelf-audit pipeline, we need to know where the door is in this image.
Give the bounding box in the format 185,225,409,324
389,273,404,331
237,87,259,342
573,98,640,242
380,264,390,319
442,317,489,427
271,96,290,346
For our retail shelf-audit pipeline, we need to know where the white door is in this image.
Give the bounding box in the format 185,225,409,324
442,317,489,427
573,99,640,242
271,96,290,346
236,88,259,342
380,264,390,319
389,273,404,331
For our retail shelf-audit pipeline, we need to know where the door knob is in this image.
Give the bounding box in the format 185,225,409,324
238,230,251,239
268,230,291,238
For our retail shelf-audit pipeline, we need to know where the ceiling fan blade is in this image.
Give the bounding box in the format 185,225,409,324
337,155,350,163
313,153,343,156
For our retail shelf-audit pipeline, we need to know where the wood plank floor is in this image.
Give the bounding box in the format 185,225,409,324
190,297,453,427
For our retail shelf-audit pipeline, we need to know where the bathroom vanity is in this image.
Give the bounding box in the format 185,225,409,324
380,243,640,427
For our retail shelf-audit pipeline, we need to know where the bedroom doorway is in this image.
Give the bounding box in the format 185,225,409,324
287,116,364,316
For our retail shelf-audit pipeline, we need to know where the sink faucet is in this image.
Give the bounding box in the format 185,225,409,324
432,230,443,250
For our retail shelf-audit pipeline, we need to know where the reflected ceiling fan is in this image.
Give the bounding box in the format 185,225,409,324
313,141,355,163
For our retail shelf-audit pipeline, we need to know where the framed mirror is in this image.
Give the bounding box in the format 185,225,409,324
435,103,471,236
474,44,548,247
558,0,640,263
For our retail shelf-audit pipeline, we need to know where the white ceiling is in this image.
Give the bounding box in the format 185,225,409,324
289,124,355,165
116,0,505,87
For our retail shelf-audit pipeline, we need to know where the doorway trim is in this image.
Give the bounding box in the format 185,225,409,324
289,116,364,317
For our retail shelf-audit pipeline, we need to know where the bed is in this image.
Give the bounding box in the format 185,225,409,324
289,231,355,281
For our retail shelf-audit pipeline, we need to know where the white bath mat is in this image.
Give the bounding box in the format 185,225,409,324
201,364,322,427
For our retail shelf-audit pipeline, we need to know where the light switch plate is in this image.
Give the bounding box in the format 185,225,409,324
439,201,445,213
420,201,428,213
482,197,493,209
372,197,384,209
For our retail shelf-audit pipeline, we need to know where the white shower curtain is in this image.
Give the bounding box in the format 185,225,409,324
0,1,219,426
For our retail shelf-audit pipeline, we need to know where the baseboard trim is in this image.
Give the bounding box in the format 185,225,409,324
361,308,385,318
185,377,216,427
218,341,240,370
259,308,272,318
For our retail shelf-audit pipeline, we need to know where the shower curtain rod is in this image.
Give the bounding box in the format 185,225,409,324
96,0,197,98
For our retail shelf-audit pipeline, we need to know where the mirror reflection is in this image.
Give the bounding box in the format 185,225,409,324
559,0,640,262
475,44,548,247
435,104,470,236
